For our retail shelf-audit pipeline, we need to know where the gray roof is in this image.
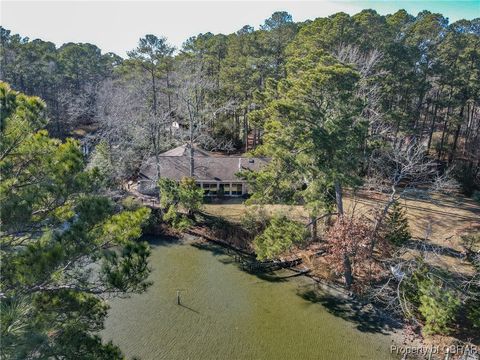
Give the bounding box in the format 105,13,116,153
159,144,211,157
139,145,269,182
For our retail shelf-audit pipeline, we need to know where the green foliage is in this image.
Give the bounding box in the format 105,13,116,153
159,177,203,216
101,238,151,292
303,179,336,219
3,9,479,165
244,56,366,216
88,140,114,186
162,205,193,231
241,206,270,236
0,83,151,359
455,163,479,197
253,215,307,260
178,177,204,215
162,204,178,223
384,201,412,246
158,177,201,230
1,291,125,359
121,195,143,210
461,232,480,258
418,278,460,335
128,34,174,63
126,34,175,117
2,8,479,350
158,177,180,209
402,265,461,335
473,190,480,204
467,299,480,329
460,233,480,329
0,29,117,136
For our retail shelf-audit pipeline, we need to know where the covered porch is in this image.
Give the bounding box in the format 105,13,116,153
196,181,245,197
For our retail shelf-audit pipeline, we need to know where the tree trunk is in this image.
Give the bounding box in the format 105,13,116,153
166,71,172,112
309,215,317,241
427,101,439,152
335,180,344,217
438,107,450,160
151,69,157,116
448,124,461,165
463,102,472,154
189,143,194,178
448,105,464,165
243,109,248,151
418,99,431,140
370,188,397,255
155,148,161,180
188,105,195,177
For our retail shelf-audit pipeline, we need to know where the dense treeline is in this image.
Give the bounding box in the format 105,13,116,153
1,8,480,356
0,29,120,136
1,10,479,194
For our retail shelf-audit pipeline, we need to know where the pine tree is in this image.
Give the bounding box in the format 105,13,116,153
0,82,151,358
385,201,411,246
418,278,460,335
88,139,114,185
253,215,307,260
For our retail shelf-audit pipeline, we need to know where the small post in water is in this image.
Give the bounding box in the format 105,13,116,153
176,290,180,305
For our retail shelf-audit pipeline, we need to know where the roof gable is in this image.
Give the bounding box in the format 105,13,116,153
159,144,211,157
139,150,269,182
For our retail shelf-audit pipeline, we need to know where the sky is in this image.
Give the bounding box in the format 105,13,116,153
1,1,479,57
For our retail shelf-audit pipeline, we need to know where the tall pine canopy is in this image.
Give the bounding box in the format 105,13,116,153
245,54,366,218
0,82,151,359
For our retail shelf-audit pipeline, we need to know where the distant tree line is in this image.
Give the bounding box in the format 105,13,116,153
1,10,479,193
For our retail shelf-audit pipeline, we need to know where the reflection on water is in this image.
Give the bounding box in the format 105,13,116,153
103,238,399,360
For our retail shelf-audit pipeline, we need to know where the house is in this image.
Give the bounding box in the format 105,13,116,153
137,145,269,197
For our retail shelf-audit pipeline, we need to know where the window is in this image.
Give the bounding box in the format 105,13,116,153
231,183,243,196
209,183,218,195
223,184,231,194
202,183,218,196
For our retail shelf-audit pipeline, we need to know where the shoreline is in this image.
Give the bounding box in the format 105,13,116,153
106,234,405,360
175,229,412,357
144,216,476,359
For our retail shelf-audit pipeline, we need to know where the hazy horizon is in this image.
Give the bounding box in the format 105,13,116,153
1,1,479,57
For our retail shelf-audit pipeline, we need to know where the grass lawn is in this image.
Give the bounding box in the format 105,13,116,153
202,189,480,274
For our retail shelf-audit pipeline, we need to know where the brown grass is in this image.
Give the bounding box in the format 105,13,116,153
202,190,480,275
203,191,479,242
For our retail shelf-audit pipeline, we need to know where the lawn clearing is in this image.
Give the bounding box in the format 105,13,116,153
202,190,480,275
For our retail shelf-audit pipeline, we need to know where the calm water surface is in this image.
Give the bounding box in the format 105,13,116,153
103,238,399,360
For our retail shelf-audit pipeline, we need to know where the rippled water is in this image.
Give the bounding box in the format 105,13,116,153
103,238,399,360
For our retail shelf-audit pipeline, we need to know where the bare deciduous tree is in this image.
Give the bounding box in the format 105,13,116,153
366,138,455,253
174,58,233,176
95,75,173,181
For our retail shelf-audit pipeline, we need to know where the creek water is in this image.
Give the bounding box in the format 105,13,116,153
103,238,400,360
